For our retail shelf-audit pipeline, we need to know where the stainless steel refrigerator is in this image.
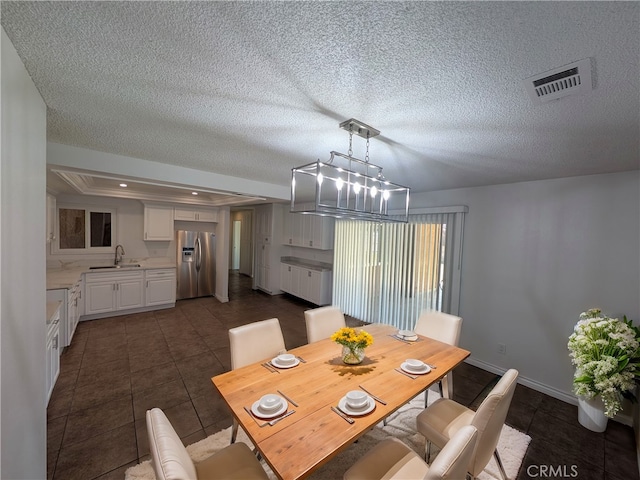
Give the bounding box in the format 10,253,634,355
176,230,216,299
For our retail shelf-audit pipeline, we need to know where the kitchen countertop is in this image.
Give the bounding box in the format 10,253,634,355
280,256,332,272
47,260,176,290
46,301,62,324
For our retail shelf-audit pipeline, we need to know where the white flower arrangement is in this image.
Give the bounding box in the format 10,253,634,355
568,308,640,417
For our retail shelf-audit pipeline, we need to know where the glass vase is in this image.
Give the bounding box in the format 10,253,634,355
342,345,365,365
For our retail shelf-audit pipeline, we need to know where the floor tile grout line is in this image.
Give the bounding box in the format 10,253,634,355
48,273,638,479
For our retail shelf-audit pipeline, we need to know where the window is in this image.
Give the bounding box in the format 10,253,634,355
332,208,466,330
54,205,116,254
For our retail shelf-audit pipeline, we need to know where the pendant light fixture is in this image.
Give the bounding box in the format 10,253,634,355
291,118,410,222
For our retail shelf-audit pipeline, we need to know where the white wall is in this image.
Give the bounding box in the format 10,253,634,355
1,29,47,479
411,171,640,402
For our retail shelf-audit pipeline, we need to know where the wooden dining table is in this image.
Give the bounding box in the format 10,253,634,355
211,323,470,480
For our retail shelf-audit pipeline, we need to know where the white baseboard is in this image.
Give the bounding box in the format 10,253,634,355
464,357,633,427
215,293,229,303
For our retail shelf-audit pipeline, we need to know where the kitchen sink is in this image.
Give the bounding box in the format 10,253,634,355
89,264,141,269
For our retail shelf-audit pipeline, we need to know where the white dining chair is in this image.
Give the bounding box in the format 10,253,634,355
228,317,286,443
343,425,478,480
414,310,463,402
146,407,269,480
416,369,519,480
304,306,347,344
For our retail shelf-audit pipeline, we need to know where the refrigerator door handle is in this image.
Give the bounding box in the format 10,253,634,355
195,236,201,271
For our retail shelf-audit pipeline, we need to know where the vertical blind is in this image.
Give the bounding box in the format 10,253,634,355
333,211,465,330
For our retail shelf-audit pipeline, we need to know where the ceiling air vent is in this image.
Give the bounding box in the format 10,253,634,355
523,58,592,104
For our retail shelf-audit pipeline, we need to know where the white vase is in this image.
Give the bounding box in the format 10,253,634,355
577,396,608,432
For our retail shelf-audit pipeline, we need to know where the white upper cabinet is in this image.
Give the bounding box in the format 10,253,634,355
143,204,174,241
283,212,335,250
174,206,218,222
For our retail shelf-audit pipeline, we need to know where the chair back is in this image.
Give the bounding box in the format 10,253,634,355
413,310,463,346
146,408,197,480
229,318,286,369
468,369,519,477
424,425,478,480
304,306,347,343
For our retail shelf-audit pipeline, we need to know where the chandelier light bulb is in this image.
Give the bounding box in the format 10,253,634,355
290,118,409,222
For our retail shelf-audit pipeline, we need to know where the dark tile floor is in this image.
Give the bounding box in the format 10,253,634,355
47,272,638,480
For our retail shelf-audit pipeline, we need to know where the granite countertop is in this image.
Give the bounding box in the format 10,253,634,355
280,256,333,272
47,260,176,290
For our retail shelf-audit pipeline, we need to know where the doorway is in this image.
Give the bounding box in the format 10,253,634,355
231,220,241,270
230,209,253,277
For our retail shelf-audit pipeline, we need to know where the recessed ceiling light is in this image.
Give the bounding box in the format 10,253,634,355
192,192,198,195
119,183,127,187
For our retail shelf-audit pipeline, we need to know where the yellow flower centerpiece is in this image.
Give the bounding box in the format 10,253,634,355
331,327,374,364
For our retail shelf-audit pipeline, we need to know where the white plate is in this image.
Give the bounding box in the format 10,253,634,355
401,362,431,375
270,357,300,369
338,396,376,416
399,334,418,341
251,396,287,419
396,330,418,341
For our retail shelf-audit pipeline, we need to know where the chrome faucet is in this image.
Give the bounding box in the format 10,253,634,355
115,244,125,265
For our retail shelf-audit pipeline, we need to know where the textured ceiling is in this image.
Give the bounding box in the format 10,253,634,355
2,1,639,201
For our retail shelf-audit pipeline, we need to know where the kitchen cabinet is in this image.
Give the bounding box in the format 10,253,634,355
256,205,273,244
306,215,335,249
174,206,218,222
84,271,144,316
145,268,176,307
46,288,74,349
283,211,303,246
280,261,332,305
46,193,56,244
143,204,174,241
283,212,335,250
67,279,82,346
254,204,284,294
280,262,293,293
46,302,61,405
255,242,270,292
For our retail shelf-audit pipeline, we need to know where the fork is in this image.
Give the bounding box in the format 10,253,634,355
269,410,295,426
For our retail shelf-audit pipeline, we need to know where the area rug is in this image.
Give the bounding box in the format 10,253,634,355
126,392,531,480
